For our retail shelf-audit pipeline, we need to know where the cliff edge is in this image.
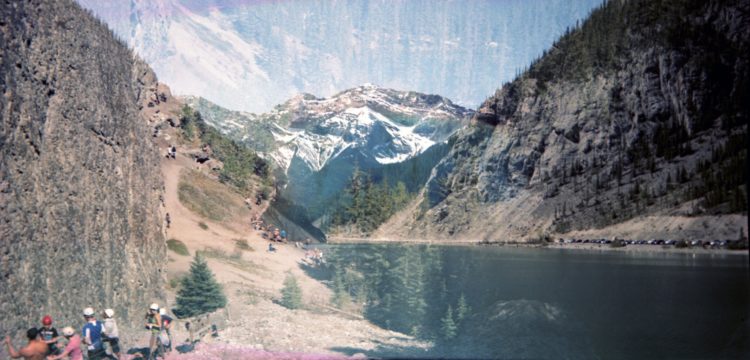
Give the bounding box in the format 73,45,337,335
1,0,166,334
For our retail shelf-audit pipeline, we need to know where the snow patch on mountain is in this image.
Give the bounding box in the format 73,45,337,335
182,85,473,175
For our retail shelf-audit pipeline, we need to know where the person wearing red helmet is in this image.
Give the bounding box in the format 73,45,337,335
37,315,61,355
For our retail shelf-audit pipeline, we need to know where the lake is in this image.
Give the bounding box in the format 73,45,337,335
308,244,749,359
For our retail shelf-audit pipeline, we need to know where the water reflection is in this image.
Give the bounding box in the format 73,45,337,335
308,244,749,359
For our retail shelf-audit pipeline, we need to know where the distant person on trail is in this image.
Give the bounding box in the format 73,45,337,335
165,213,171,229
280,229,287,242
101,309,121,360
145,303,162,360
46,327,83,360
268,243,276,252
170,145,177,159
4,328,48,360
159,309,173,353
38,315,60,355
81,308,105,360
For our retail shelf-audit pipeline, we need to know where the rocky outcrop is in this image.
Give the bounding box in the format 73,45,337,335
384,0,749,241
0,0,166,335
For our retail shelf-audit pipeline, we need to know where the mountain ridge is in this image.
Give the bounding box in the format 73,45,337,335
182,85,473,238
377,0,749,242
182,84,473,173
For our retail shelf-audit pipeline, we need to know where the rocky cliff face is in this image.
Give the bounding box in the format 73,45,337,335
0,0,166,335
383,0,749,241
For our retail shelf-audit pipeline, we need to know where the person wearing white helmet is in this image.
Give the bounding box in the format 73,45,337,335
81,307,105,360
145,303,162,360
101,309,121,360
47,327,83,360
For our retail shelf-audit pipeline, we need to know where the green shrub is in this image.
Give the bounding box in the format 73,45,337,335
167,239,190,256
199,247,241,260
281,273,303,310
198,222,209,230
235,239,253,251
168,273,186,290
610,239,626,248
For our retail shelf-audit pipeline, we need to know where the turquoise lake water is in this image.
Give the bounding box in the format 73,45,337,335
311,244,749,359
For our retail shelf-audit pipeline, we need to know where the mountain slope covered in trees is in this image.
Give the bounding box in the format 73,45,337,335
380,0,749,242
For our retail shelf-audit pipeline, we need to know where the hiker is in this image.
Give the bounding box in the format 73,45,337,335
3,328,48,360
145,303,162,360
170,145,177,159
101,309,121,360
280,229,287,242
159,309,173,353
38,315,60,355
46,327,82,360
268,243,276,252
81,308,105,360
165,213,171,229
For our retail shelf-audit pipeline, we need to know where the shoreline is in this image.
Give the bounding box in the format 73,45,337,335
326,236,749,255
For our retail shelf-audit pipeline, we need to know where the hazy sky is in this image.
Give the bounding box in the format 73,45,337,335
79,0,603,112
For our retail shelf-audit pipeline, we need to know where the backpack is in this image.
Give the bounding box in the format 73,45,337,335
159,331,170,346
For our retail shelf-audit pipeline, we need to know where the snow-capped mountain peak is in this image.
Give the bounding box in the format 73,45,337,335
182,85,473,175
257,86,473,172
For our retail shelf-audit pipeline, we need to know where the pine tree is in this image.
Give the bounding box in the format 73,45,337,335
281,273,303,309
441,305,457,340
174,253,227,318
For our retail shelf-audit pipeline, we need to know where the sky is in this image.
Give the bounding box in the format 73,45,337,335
78,0,603,113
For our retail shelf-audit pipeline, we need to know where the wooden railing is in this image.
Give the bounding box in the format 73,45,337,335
181,309,228,343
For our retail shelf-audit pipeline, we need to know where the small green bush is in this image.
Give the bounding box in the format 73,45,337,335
235,239,253,251
198,222,209,230
200,247,240,260
610,239,626,248
281,273,303,310
168,273,186,290
167,239,190,256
